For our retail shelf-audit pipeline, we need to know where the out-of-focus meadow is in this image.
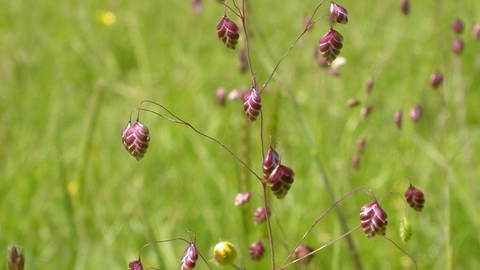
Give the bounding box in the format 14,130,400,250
1,0,480,269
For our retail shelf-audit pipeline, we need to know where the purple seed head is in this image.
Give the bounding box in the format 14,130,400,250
215,87,226,106
404,184,425,212
234,192,250,206
451,18,464,34
268,164,295,199
122,120,150,161
359,200,388,238
356,138,366,152
238,48,248,73
330,2,349,24
243,88,262,123
451,38,464,55
351,153,360,169
217,15,240,50
409,105,422,122
394,110,402,129
365,76,374,94
318,28,344,64
292,244,314,265
248,241,265,261
473,23,480,40
263,146,280,180
429,71,443,89
180,243,198,270
128,259,143,270
400,0,409,15
316,55,329,68
360,105,373,117
190,0,202,13
253,206,270,225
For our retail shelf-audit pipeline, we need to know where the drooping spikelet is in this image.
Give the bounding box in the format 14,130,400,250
404,184,425,212
248,241,265,261
262,146,280,180
253,207,270,225
318,28,344,64
243,88,262,123
268,164,295,200
359,200,388,238
128,259,143,270
399,216,412,243
180,243,198,270
216,15,240,49
330,2,349,24
122,120,150,161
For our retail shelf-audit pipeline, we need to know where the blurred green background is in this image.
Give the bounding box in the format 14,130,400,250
1,0,480,269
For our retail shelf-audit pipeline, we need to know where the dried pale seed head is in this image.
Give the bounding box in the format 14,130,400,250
473,23,480,40
248,241,265,261
451,38,464,55
234,191,250,206
359,200,388,238
228,89,244,101
405,184,425,212
7,245,25,270
216,15,240,50
451,18,464,34
346,98,360,107
292,244,314,265
180,243,198,270
430,71,443,88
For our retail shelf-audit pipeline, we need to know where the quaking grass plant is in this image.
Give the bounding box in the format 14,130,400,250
121,1,427,269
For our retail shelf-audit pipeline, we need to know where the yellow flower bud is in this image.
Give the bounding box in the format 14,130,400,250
213,241,237,266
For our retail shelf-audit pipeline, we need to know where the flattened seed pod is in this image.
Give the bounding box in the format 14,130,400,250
330,2,349,24
180,243,198,270
216,15,240,49
122,120,150,161
359,200,388,238
262,146,280,180
404,184,425,212
318,28,344,64
243,88,262,123
268,164,295,199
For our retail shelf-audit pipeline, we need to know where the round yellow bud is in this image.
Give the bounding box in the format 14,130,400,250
212,241,237,266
